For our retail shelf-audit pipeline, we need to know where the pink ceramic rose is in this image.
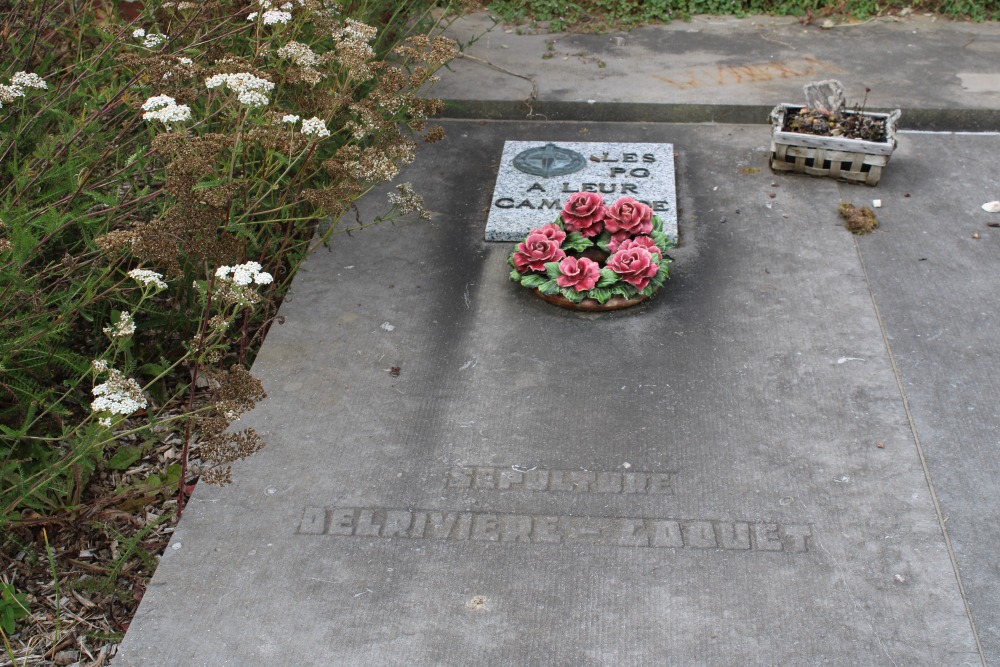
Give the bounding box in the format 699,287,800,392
614,235,661,258
533,222,567,245
560,192,606,237
556,256,601,292
512,231,567,273
606,245,660,291
604,197,653,236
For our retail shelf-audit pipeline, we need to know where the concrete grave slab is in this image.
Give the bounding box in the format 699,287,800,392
484,140,677,242
115,121,981,666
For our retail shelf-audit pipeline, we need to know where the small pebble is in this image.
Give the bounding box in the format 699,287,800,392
973,232,981,239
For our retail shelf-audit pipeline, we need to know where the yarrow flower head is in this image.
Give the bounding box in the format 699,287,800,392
262,9,292,24
1,71,47,108
11,72,47,90
301,116,329,138
128,268,168,290
281,114,300,124
141,94,192,125
134,30,169,48
211,262,273,306
104,311,136,338
277,41,319,68
215,261,273,286
249,0,292,25
205,72,274,107
92,369,148,419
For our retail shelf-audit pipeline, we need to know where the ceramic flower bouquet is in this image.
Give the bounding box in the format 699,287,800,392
509,193,674,310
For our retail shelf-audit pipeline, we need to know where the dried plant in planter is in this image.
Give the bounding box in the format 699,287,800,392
784,81,887,142
769,80,901,186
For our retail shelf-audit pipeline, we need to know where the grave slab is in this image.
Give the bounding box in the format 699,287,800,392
115,121,981,666
484,140,677,242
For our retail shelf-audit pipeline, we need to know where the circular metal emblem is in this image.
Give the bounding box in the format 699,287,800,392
512,143,586,178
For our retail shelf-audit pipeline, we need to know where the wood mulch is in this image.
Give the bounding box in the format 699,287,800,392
1,427,202,666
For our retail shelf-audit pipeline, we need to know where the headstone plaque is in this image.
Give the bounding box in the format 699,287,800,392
485,141,677,242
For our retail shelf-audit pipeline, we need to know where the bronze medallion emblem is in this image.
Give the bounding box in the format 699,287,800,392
512,143,586,178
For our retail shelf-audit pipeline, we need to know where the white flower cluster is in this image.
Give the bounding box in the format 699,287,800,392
205,72,274,108
341,18,378,43
215,261,274,286
141,94,192,124
11,72,47,90
301,116,329,138
248,0,293,25
133,28,169,48
128,268,168,290
0,71,47,108
92,369,148,421
281,114,300,124
92,359,109,373
104,311,136,338
277,41,319,68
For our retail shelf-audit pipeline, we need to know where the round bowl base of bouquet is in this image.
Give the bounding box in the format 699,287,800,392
509,195,674,314
532,288,652,311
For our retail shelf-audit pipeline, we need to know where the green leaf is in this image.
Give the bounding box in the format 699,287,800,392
596,231,612,252
612,283,636,298
560,287,585,303
84,189,119,207
0,583,30,635
588,287,614,304
537,279,560,295
652,214,663,233
562,232,593,253
649,268,669,289
597,268,619,288
544,261,563,280
510,268,523,282
651,230,673,252
107,445,143,471
519,273,547,288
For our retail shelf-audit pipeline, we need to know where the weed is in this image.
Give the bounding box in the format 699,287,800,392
0,582,30,636
1,0,466,531
487,0,999,29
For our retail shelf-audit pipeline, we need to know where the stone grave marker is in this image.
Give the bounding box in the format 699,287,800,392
485,141,677,242
115,123,980,666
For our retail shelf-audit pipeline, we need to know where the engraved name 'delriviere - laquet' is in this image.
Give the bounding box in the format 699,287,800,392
297,507,814,553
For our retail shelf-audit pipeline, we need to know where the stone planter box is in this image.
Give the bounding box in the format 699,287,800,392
769,104,901,186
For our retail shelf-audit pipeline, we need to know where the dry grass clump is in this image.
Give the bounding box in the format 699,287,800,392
839,202,878,234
